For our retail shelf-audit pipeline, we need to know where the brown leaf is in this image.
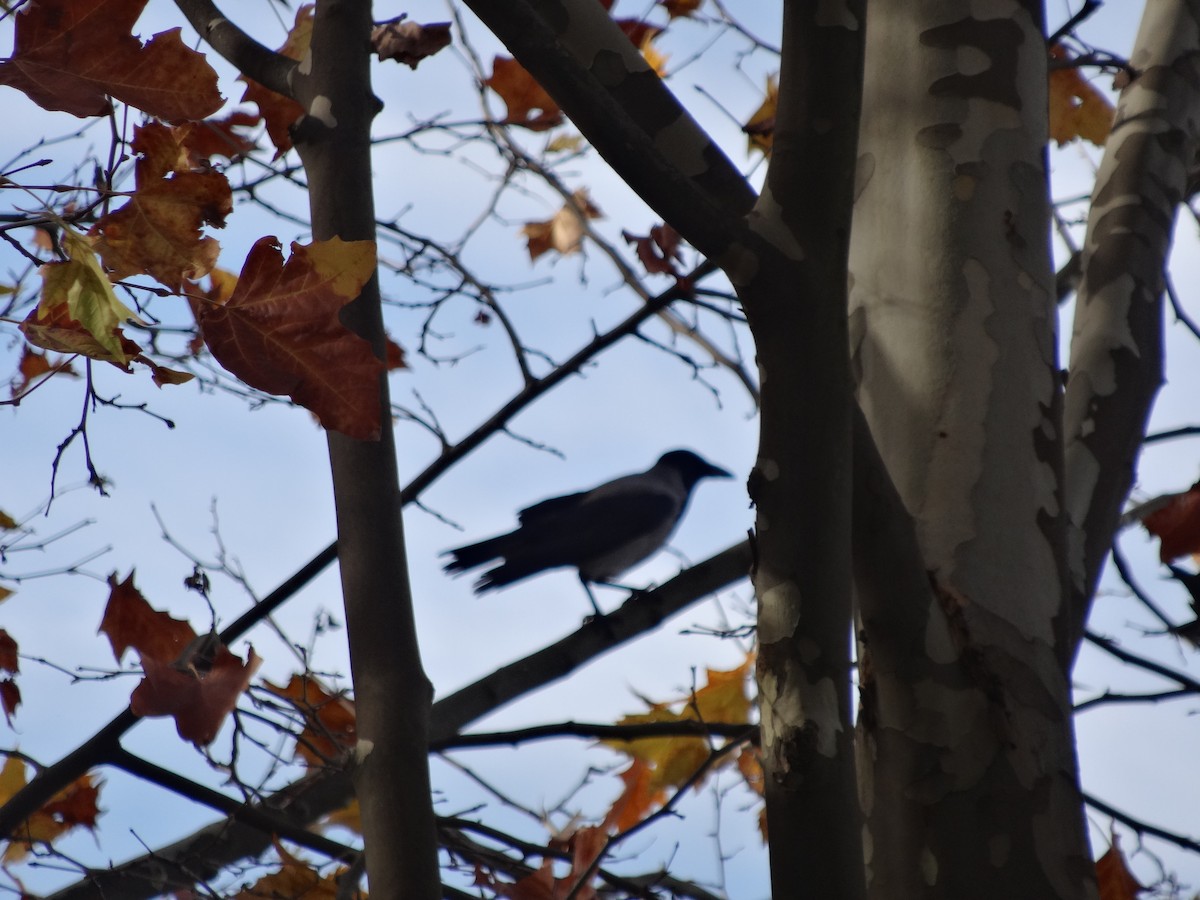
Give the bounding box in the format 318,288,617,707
90,122,232,290
622,223,683,275
238,5,312,157
0,0,222,122
1049,45,1115,147
1096,839,1145,900
485,56,564,131
235,841,344,899
1141,483,1200,562
371,18,452,69
190,236,383,439
177,112,260,164
660,0,703,18
385,335,408,370
0,758,101,862
603,758,663,832
265,675,357,765
100,572,197,665
521,189,603,261
743,75,778,156
0,681,19,727
11,346,79,398
132,645,262,745
0,631,17,674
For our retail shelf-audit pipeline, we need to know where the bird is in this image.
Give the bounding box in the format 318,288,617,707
442,449,733,615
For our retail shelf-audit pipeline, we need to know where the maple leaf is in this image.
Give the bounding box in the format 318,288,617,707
623,223,683,276
265,674,357,765
521,189,603,261
1096,838,1145,900
743,74,778,156
10,345,79,398
1048,45,1115,147
191,236,383,440
0,630,17,727
0,0,222,122
236,842,344,899
1138,483,1200,562
239,5,312,157
371,17,452,69
660,0,703,18
0,757,101,862
99,572,260,745
24,230,142,367
90,122,232,290
485,56,564,131
180,112,260,164
603,758,663,832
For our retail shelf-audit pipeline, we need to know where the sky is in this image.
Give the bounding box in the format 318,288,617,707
2,0,1200,897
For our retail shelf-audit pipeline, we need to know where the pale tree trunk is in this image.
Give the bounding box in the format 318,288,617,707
1064,1,1200,655
848,2,1093,897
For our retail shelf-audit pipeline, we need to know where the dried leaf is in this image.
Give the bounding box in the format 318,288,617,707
235,841,344,899
0,758,101,862
178,112,260,164
1049,45,1115,147
91,123,232,290
10,345,79,398
239,5,312,157
1096,839,1145,900
1141,483,1200,562
266,675,357,765
623,223,683,276
191,236,383,439
371,17,452,69
485,56,564,131
660,0,703,18
520,189,603,261
743,75,778,156
0,0,222,122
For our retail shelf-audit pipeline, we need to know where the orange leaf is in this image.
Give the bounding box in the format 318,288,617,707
485,56,564,131
179,112,260,164
0,0,222,122
0,758,101,862
520,189,603,261
1096,839,1145,900
90,123,232,290
622,223,683,276
265,675,357,765
660,0,703,18
1048,45,1114,147
602,758,664,832
1141,483,1200,562
235,841,343,899
11,345,80,398
191,236,383,439
743,75,778,156
238,5,312,157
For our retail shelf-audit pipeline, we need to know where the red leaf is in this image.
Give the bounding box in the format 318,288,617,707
1142,483,1200,562
485,57,564,131
99,571,196,665
0,0,222,122
131,645,262,745
0,681,20,726
0,630,18,674
191,236,383,440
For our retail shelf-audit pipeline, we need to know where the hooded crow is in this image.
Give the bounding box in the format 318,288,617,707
442,449,732,614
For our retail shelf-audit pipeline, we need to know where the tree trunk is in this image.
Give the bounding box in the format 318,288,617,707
848,3,1093,896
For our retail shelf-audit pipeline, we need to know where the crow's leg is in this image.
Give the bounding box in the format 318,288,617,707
580,577,604,617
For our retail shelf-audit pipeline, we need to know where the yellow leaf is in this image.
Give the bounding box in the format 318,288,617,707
520,189,603,261
1048,45,1114,147
304,237,378,298
743,75,778,156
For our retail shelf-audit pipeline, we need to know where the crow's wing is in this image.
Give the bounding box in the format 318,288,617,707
518,490,589,525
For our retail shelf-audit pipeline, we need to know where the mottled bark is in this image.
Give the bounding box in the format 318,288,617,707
740,3,865,898
1063,1,1200,659
848,2,1092,897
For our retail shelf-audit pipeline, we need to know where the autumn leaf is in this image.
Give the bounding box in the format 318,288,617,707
661,0,703,18
743,74,778,156
521,189,603,261
639,33,669,77
180,112,260,163
371,17,452,69
24,230,141,366
485,56,564,131
1048,45,1115,147
603,758,663,832
0,629,18,726
235,840,346,899
10,345,79,398
478,825,606,900
91,122,233,290
1096,838,1145,900
191,236,384,440
0,756,101,862
239,5,312,157
623,223,683,276
265,674,357,765
0,0,222,122
1138,483,1200,562
99,572,260,745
